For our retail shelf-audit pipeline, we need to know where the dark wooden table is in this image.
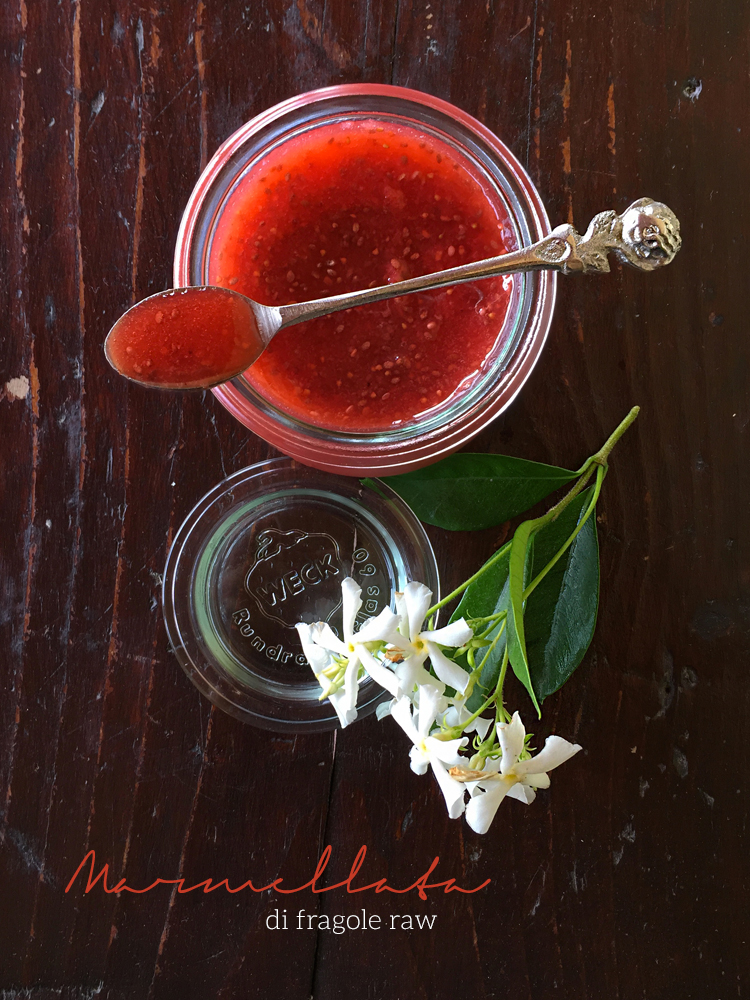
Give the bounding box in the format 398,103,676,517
2,2,747,997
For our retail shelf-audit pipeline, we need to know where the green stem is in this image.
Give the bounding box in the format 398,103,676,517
495,647,509,701
523,463,605,601
471,620,506,678
468,611,509,628
540,406,640,529
459,642,509,733
541,464,598,524
588,405,640,467
476,615,508,641
424,407,639,622
491,648,511,725
470,725,498,767
426,538,512,617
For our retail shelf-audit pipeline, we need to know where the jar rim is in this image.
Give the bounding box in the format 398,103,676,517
175,85,555,476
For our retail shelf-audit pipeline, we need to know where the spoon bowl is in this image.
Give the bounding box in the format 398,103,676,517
104,285,264,389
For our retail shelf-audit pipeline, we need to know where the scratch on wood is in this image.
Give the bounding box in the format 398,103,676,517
106,423,130,669
608,687,623,808
21,545,37,644
118,665,155,872
148,708,216,995
296,0,351,68
526,862,547,917
307,726,339,997
152,73,197,124
388,0,402,84
131,23,148,299
207,407,226,478
561,39,571,113
607,79,616,193
2,0,32,849
15,23,29,235
129,11,162,297
524,1,539,172
510,15,531,41
544,827,563,965
73,0,87,495
5,827,50,880
531,25,544,171
103,649,159,966
8,17,85,949
561,38,573,223
22,358,40,644
573,306,584,345
195,1,208,171
561,139,571,183
457,825,482,969
23,646,71,978
476,84,487,123
573,697,584,738
72,424,132,949
19,0,36,642
150,10,161,68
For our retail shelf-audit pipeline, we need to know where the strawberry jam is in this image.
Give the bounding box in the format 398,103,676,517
106,286,262,389
208,119,514,431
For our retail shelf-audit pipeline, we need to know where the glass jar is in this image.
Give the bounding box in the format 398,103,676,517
162,458,439,732
174,84,555,477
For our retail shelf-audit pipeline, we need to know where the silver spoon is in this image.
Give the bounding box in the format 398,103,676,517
105,197,680,390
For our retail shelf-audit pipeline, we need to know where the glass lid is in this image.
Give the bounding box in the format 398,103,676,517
163,458,439,732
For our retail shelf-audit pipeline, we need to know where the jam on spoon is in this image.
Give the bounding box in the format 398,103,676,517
104,198,681,392
104,286,264,389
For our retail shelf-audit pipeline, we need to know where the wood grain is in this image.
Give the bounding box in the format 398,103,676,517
1,0,748,996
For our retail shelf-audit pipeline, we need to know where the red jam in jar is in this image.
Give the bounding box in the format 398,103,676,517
208,119,515,431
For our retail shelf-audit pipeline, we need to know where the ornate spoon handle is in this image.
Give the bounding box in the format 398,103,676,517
275,198,681,331
523,197,681,274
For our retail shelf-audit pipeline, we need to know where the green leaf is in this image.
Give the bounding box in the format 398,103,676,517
525,489,600,701
451,548,510,624
452,490,599,714
450,547,510,713
463,636,506,713
380,453,577,530
507,520,541,716
451,543,526,713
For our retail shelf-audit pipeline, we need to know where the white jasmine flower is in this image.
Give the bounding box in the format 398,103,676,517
391,582,473,695
460,712,582,834
296,622,357,728
375,697,396,721
357,645,401,699
390,684,469,819
296,578,403,727
441,696,494,740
